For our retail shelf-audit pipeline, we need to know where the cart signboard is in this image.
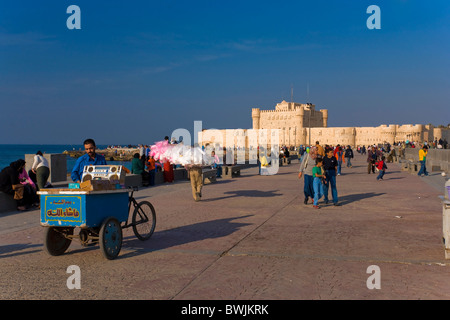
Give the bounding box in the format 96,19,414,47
42,195,84,226
37,187,156,259
39,190,129,228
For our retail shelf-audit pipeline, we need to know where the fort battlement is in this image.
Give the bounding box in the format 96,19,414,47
202,100,450,147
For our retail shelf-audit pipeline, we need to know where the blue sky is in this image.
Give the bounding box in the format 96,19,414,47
0,0,449,145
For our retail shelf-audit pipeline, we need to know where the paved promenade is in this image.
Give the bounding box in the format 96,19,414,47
0,154,449,300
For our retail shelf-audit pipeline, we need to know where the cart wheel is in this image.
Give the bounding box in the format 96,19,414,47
99,217,122,260
132,201,156,241
44,227,73,256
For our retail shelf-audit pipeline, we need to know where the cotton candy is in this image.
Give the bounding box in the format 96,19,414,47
149,141,213,166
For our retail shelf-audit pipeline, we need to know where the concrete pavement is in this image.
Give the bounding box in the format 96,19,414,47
0,154,449,300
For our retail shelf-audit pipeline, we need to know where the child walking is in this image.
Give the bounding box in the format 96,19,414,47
376,156,388,181
312,158,325,209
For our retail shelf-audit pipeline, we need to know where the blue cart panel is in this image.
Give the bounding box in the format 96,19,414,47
40,191,129,228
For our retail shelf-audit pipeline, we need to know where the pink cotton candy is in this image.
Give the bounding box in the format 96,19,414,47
150,140,170,161
149,141,213,166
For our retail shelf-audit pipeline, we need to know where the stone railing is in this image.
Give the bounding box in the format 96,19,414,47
400,148,450,173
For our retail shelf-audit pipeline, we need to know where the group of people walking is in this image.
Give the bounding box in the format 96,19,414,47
366,145,388,181
298,141,396,209
299,139,429,209
298,141,351,209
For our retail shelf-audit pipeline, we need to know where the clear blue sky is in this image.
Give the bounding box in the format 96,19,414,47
0,0,449,145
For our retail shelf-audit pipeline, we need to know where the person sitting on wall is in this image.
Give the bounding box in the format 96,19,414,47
0,159,36,211
18,163,39,207
211,150,222,178
132,153,150,187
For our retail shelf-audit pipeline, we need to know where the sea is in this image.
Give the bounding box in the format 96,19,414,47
0,144,132,173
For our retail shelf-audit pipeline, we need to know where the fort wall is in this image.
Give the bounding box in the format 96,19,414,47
199,101,450,148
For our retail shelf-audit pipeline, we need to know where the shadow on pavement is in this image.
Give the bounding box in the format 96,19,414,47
203,189,282,202
336,192,386,205
0,243,42,258
120,215,253,259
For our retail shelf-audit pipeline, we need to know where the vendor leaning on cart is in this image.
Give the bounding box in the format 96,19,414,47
71,138,107,183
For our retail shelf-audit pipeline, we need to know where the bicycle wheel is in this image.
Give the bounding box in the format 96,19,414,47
44,227,73,256
99,217,122,260
132,201,156,241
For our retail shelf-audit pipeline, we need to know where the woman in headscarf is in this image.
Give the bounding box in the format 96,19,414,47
18,161,40,207
298,146,319,205
0,159,35,211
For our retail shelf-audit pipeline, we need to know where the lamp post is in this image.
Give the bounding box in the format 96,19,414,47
288,127,291,147
308,104,311,146
294,127,297,148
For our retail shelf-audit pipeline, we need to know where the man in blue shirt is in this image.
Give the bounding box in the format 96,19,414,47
71,138,107,183
323,148,340,206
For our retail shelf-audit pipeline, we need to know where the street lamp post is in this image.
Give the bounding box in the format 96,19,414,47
308,105,311,146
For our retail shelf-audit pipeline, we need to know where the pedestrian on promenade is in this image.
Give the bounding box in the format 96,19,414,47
315,141,325,158
298,146,318,204
71,138,107,183
146,155,156,186
259,149,270,175
367,146,380,174
312,157,325,209
145,145,151,160
163,136,174,183
334,145,345,176
323,148,340,206
31,151,50,190
185,163,203,202
376,156,388,180
345,145,354,168
418,145,429,176
298,145,305,162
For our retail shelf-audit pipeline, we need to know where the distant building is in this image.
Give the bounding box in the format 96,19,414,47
199,100,450,148
251,100,327,146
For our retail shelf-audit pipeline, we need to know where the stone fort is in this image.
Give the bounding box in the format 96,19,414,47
199,100,449,148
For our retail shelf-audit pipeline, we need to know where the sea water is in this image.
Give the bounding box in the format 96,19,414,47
0,144,132,173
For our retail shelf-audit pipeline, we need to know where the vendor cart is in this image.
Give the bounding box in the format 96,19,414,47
38,186,156,260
